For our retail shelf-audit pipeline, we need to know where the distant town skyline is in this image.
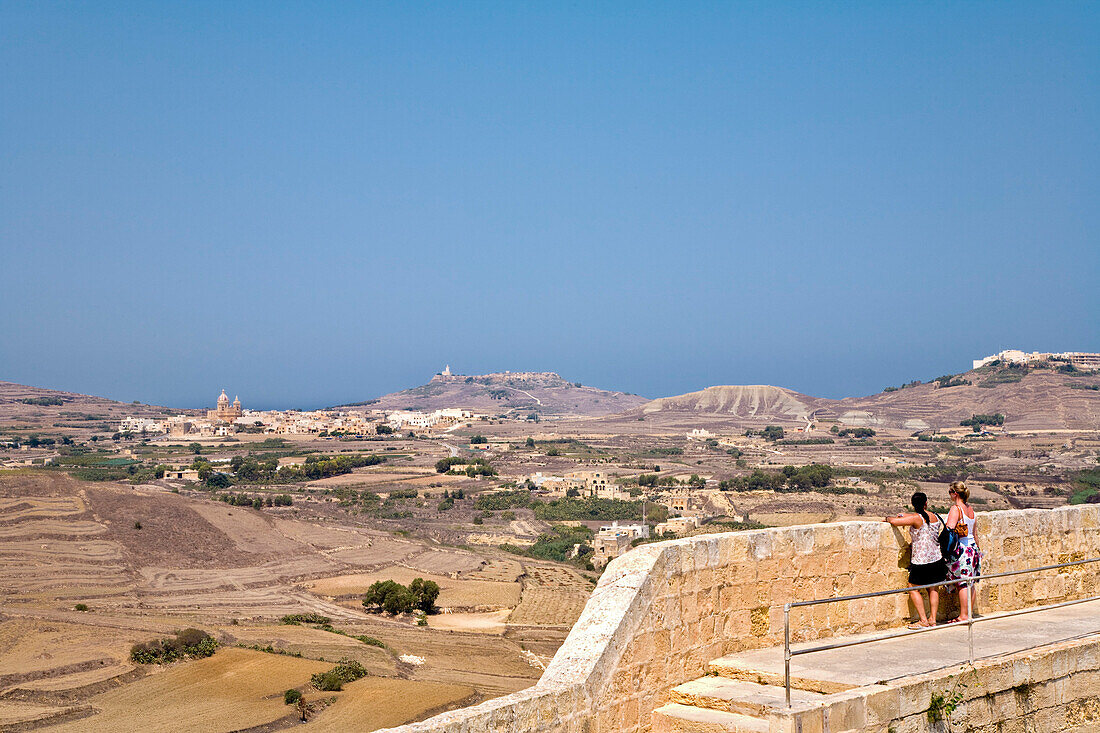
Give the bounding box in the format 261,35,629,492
2,3,1097,409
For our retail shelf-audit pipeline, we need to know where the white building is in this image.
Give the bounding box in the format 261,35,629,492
118,417,166,434
592,522,651,568
973,350,1100,370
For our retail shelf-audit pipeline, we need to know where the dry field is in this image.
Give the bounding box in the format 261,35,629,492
0,470,572,730
508,564,593,628
40,647,331,732
300,677,476,731
304,569,521,610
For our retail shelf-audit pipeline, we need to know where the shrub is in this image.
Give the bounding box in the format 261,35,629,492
311,659,367,691
284,689,302,705
960,413,1005,429
435,457,466,473
74,603,89,612
280,613,331,625
356,635,385,648
130,629,217,664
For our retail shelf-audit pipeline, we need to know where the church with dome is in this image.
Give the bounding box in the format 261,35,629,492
207,390,242,423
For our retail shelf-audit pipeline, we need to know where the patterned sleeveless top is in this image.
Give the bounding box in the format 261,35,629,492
909,513,943,564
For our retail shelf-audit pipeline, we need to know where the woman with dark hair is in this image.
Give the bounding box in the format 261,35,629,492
945,481,981,623
886,492,947,629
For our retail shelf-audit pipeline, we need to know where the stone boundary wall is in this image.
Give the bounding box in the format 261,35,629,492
381,505,1100,733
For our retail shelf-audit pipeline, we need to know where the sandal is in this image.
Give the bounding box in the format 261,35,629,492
906,622,925,630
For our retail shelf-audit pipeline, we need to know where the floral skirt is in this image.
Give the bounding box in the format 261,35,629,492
947,544,981,588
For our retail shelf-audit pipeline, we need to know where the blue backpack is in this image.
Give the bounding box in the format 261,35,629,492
935,512,962,561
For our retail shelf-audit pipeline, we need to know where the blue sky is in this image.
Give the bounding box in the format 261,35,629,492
2,2,1097,409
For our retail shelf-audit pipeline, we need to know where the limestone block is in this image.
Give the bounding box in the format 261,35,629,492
770,532,794,559
813,524,844,552
768,578,794,606
727,535,751,564
861,685,900,726
750,532,773,561
987,689,1018,722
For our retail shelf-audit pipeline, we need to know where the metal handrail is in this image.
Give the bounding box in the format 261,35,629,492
782,556,1100,706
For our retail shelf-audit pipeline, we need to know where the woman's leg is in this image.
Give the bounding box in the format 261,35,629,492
908,586,929,626
957,583,971,622
929,587,939,625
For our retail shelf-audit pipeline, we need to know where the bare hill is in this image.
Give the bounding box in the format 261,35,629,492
838,365,1100,430
0,380,184,435
618,364,1100,431
346,371,648,417
639,385,830,423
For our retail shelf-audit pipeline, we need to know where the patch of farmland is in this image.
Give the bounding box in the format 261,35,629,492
0,519,107,538
222,624,396,675
0,700,74,726
324,539,422,566
364,626,540,697
463,557,524,583
40,647,331,733
402,548,484,576
110,586,358,621
506,564,593,627
11,663,138,693
0,619,135,679
0,494,84,521
506,587,589,627
426,610,511,634
188,502,309,556
271,518,390,549
301,676,476,731
138,556,339,593
305,569,520,609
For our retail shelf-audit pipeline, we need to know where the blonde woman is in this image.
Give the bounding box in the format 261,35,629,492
886,492,946,628
945,481,981,623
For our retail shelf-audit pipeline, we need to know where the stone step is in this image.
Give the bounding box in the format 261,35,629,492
708,655,855,694
669,676,824,718
651,703,769,733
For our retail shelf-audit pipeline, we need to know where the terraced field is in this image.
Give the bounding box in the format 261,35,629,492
0,471,582,730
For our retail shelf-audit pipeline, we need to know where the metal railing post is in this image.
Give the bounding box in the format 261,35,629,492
784,603,791,707
967,614,974,665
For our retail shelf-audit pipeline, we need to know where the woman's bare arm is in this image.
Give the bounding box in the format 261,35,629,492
885,512,922,527
946,505,960,528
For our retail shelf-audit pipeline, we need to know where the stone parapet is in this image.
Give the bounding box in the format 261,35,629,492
379,505,1100,733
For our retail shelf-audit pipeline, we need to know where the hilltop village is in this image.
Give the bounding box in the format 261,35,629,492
118,388,492,439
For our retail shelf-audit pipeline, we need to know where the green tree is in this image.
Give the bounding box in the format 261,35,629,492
525,437,535,448
189,442,202,454
761,426,785,441
408,578,440,613
383,586,416,615
205,472,232,489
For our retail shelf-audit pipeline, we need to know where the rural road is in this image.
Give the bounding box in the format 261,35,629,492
507,387,542,405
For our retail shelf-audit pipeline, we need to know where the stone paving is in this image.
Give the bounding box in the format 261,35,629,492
717,597,1100,689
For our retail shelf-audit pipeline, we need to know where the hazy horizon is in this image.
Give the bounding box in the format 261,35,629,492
2,3,1097,409
4,349,1093,412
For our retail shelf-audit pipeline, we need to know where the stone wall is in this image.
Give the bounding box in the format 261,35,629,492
380,505,1100,733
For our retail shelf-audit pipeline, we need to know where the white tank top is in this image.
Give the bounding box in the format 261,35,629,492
954,509,976,546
